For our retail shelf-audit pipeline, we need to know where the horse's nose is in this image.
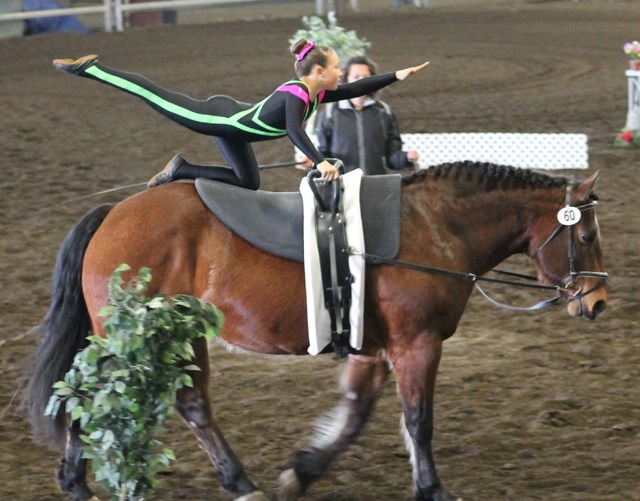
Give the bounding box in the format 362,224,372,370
593,300,606,317
586,300,606,320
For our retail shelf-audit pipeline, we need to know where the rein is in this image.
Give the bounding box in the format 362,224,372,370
352,184,609,312
354,251,563,311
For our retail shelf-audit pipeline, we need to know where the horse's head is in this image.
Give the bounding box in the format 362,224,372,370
529,171,608,320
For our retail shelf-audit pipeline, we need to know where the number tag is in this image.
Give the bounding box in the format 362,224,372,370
557,206,581,226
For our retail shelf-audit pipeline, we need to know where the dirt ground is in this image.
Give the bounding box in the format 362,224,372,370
1,1,639,500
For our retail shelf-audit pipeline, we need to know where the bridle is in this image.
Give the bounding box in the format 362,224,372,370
532,183,609,307
352,183,609,312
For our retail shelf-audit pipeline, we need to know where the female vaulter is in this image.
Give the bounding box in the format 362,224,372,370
53,39,429,190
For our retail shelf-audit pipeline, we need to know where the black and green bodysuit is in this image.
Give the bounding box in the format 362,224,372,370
77,61,398,189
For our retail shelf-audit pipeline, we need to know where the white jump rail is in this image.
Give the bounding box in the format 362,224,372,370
0,0,113,32
401,133,589,170
113,0,258,31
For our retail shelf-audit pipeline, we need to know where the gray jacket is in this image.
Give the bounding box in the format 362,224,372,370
316,98,412,175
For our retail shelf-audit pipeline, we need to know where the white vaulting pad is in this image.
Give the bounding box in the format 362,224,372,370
401,133,588,170
300,170,365,356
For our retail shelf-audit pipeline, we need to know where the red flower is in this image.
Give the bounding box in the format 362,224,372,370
620,130,634,143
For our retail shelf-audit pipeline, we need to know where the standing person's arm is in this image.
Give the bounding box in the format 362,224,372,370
383,105,419,170
385,107,412,170
316,107,334,158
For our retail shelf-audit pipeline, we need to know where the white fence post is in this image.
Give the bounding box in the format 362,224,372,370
113,0,260,32
114,0,123,31
625,70,640,130
314,0,358,16
103,0,113,32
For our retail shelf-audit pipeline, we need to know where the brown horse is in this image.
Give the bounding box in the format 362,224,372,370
26,162,607,501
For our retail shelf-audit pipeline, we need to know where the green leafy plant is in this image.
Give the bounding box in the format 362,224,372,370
289,12,371,61
45,264,223,500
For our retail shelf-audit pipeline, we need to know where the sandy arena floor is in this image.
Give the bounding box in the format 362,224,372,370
0,1,638,500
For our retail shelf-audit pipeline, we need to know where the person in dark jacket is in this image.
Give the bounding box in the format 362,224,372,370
314,55,420,175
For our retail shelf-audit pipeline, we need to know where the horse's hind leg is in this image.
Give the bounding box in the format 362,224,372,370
176,338,266,501
56,420,96,501
279,353,390,500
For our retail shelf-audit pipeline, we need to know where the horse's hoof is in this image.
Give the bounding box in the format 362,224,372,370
414,487,461,501
235,491,268,501
278,469,303,501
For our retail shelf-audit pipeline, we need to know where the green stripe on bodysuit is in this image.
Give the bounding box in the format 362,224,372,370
84,65,286,137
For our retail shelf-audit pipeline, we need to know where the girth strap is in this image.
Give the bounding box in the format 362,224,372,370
308,172,353,359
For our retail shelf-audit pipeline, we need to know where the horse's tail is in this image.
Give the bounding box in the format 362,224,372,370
26,203,114,451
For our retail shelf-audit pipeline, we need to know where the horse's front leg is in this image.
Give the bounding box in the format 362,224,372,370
176,338,266,501
390,333,459,501
279,353,390,500
56,420,96,501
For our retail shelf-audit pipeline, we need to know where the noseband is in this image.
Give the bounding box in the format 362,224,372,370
534,184,609,303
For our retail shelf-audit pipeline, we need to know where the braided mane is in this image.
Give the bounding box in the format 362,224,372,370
402,161,568,190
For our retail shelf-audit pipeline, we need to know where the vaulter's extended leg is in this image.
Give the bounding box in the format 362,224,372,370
390,334,459,501
279,354,390,500
53,56,235,136
176,338,265,500
53,56,264,190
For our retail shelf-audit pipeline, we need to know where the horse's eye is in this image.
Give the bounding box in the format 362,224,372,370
580,231,596,244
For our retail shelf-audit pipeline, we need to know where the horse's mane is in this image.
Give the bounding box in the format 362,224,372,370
401,161,569,190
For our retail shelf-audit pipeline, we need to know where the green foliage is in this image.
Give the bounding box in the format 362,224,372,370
45,264,223,500
290,13,371,61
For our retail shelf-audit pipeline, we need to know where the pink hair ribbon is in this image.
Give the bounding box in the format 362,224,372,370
296,41,315,61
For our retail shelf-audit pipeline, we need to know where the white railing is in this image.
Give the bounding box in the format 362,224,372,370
0,0,113,32
112,0,258,31
0,0,423,36
0,0,267,34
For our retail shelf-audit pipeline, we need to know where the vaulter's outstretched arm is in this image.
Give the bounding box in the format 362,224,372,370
322,61,430,103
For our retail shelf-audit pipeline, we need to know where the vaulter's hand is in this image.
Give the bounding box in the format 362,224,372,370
317,160,339,181
396,61,430,81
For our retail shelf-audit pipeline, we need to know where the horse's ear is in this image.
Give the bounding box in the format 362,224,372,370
573,170,600,201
